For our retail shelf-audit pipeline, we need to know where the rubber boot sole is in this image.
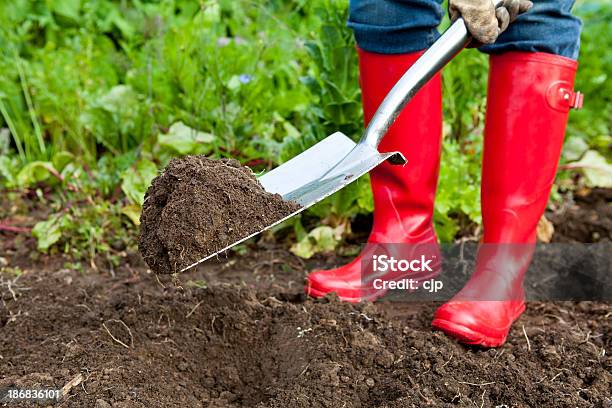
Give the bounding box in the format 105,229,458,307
431,302,526,348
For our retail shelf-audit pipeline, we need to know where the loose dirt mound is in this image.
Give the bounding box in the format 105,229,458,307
139,156,300,274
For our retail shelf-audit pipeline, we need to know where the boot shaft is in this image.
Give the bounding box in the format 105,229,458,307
482,51,580,243
357,49,443,242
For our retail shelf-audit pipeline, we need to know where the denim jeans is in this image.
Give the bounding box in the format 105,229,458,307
348,0,582,59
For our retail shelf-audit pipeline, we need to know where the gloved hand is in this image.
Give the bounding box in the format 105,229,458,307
449,0,533,45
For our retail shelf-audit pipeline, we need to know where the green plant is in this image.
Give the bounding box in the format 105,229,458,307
566,2,611,158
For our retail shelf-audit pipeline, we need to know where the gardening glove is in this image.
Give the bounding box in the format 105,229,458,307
449,0,533,45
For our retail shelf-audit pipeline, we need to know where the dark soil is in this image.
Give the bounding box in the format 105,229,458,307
548,188,612,243
0,190,610,407
138,156,300,274
0,254,610,408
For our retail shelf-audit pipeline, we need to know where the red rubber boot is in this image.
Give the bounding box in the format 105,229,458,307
306,49,443,302
432,52,582,347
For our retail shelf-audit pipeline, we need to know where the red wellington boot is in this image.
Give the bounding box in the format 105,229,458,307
306,49,443,302
432,52,582,347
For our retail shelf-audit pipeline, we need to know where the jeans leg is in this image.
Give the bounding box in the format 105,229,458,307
480,0,582,59
348,0,444,54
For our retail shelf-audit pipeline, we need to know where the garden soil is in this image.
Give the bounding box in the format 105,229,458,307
139,156,301,274
1,190,610,408
548,188,612,243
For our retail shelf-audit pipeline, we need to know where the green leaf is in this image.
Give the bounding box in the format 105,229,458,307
108,10,135,39
570,150,612,188
98,85,138,114
51,0,81,22
290,225,345,259
158,122,216,155
121,159,159,206
433,209,459,243
32,213,66,251
16,161,58,187
201,0,220,24
227,75,242,91
52,151,74,172
562,137,589,162
121,203,142,226
0,156,18,187
0,128,10,155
